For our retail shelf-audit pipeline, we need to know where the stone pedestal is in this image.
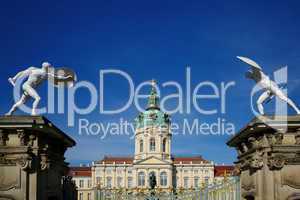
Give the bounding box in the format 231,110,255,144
227,115,300,200
0,116,76,200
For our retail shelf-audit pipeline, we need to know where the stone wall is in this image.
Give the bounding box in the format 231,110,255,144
227,116,300,200
0,116,76,200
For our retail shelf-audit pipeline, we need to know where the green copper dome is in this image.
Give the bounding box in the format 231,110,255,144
134,80,170,129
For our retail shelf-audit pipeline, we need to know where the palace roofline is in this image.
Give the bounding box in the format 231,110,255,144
214,165,235,177
69,167,92,177
69,164,236,177
93,155,212,165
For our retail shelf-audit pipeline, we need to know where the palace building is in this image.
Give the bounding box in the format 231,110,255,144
91,81,215,192
69,81,236,200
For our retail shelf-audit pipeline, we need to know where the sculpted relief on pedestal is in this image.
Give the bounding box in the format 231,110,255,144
281,166,300,190
0,160,21,192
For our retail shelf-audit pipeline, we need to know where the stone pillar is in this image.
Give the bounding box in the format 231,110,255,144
0,116,76,200
167,168,172,188
179,167,183,188
158,135,162,154
227,115,300,200
168,137,171,159
113,165,116,188
124,167,127,188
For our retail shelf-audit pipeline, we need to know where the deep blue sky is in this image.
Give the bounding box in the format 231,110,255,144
1,0,300,165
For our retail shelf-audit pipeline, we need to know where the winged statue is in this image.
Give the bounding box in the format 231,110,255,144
237,56,300,115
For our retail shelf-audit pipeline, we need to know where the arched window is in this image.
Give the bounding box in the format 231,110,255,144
150,138,155,151
138,172,145,186
162,138,167,152
117,177,123,187
139,140,143,153
106,177,112,188
183,177,189,188
127,177,133,188
204,177,209,185
160,172,167,186
194,176,199,188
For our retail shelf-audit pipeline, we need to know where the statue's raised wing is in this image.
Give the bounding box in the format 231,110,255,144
237,56,263,80
48,67,77,88
237,56,262,70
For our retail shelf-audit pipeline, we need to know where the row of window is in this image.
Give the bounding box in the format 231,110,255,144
139,138,167,153
78,179,92,188
95,172,168,188
99,168,210,176
102,168,133,174
94,175,210,188
105,177,133,188
181,169,210,174
179,176,209,188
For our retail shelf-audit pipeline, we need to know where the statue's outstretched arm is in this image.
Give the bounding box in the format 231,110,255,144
11,71,25,82
10,67,35,82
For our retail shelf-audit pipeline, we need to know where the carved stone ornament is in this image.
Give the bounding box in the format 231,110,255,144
268,154,285,170
248,137,259,149
266,134,276,146
17,155,33,170
275,132,283,145
295,131,300,145
240,159,250,170
250,151,264,169
40,153,50,170
0,154,15,165
258,135,269,147
241,142,248,153
0,130,9,146
17,129,28,146
28,134,36,147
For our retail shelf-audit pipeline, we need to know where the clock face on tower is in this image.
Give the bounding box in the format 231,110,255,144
149,113,157,120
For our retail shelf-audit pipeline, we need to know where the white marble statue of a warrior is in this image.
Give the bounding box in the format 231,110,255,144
237,56,300,115
6,62,76,116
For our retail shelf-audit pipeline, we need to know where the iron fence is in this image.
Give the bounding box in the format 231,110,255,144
93,177,240,200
